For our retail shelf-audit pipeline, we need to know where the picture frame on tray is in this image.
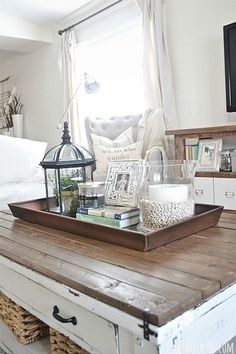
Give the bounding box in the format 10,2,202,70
198,138,222,171
105,160,144,207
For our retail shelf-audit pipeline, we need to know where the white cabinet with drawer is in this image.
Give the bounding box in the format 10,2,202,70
0,263,118,354
214,178,236,210
194,177,214,205
194,177,236,210
0,258,159,354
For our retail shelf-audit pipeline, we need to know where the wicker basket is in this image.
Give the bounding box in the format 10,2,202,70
50,328,89,354
0,292,49,344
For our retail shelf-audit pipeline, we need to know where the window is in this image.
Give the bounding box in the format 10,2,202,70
76,1,143,126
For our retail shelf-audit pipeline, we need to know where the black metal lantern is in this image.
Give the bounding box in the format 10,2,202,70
40,122,95,216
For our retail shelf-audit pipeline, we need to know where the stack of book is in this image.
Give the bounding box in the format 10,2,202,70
185,138,199,160
76,206,140,228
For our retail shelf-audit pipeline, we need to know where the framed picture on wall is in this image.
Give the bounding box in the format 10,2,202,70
198,139,222,171
104,160,145,207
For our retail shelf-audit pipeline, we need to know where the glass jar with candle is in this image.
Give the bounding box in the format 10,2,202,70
139,161,197,231
78,182,105,209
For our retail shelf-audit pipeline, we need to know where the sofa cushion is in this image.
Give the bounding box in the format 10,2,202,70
0,135,47,184
93,140,143,181
91,126,134,149
91,127,136,181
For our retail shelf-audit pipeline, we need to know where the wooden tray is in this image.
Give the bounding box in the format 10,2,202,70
8,198,223,252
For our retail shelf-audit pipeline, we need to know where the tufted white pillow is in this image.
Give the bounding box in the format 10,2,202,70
93,141,143,180
91,126,134,149
0,135,47,184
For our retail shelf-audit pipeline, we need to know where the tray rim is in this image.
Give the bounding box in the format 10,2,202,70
8,198,223,252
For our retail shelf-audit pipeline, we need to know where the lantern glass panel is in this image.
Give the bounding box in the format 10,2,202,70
46,167,87,215
45,168,60,213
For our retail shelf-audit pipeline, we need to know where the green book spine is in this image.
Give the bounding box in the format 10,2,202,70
193,144,199,160
78,206,140,220
76,213,140,228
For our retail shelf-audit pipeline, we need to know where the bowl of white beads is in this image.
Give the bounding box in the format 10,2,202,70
138,160,198,231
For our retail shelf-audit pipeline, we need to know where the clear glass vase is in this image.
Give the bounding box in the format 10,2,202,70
139,160,198,231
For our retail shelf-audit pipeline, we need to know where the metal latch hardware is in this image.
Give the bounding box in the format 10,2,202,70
138,309,157,341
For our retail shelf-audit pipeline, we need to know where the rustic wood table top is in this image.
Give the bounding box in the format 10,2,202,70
0,211,236,327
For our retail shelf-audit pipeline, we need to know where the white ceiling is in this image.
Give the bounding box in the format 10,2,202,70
0,0,92,57
0,0,91,28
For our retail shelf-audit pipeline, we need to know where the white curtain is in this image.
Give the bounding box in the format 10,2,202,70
60,30,81,143
135,0,178,157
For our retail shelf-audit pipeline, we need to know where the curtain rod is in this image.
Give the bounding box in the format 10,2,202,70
58,0,123,36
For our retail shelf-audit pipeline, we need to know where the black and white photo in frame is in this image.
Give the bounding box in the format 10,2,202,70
198,138,222,171
105,160,145,207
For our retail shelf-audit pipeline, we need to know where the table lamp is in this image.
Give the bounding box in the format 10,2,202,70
57,73,100,129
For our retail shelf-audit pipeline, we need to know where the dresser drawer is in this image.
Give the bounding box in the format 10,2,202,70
214,178,236,210
0,264,117,354
194,177,214,204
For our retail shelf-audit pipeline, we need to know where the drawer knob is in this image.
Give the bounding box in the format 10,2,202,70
224,191,235,198
52,305,77,325
195,189,204,196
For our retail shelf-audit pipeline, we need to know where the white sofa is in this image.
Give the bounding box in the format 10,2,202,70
0,135,47,210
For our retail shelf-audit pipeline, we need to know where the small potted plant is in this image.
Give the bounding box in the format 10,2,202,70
60,171,79,215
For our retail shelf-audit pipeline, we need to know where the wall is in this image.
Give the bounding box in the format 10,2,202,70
1,30,63,148
1,0,236,148
165,0,236,128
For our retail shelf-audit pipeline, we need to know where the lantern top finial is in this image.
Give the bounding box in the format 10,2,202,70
61,122,71,145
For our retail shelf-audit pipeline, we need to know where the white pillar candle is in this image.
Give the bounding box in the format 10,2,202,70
148,184,188,203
